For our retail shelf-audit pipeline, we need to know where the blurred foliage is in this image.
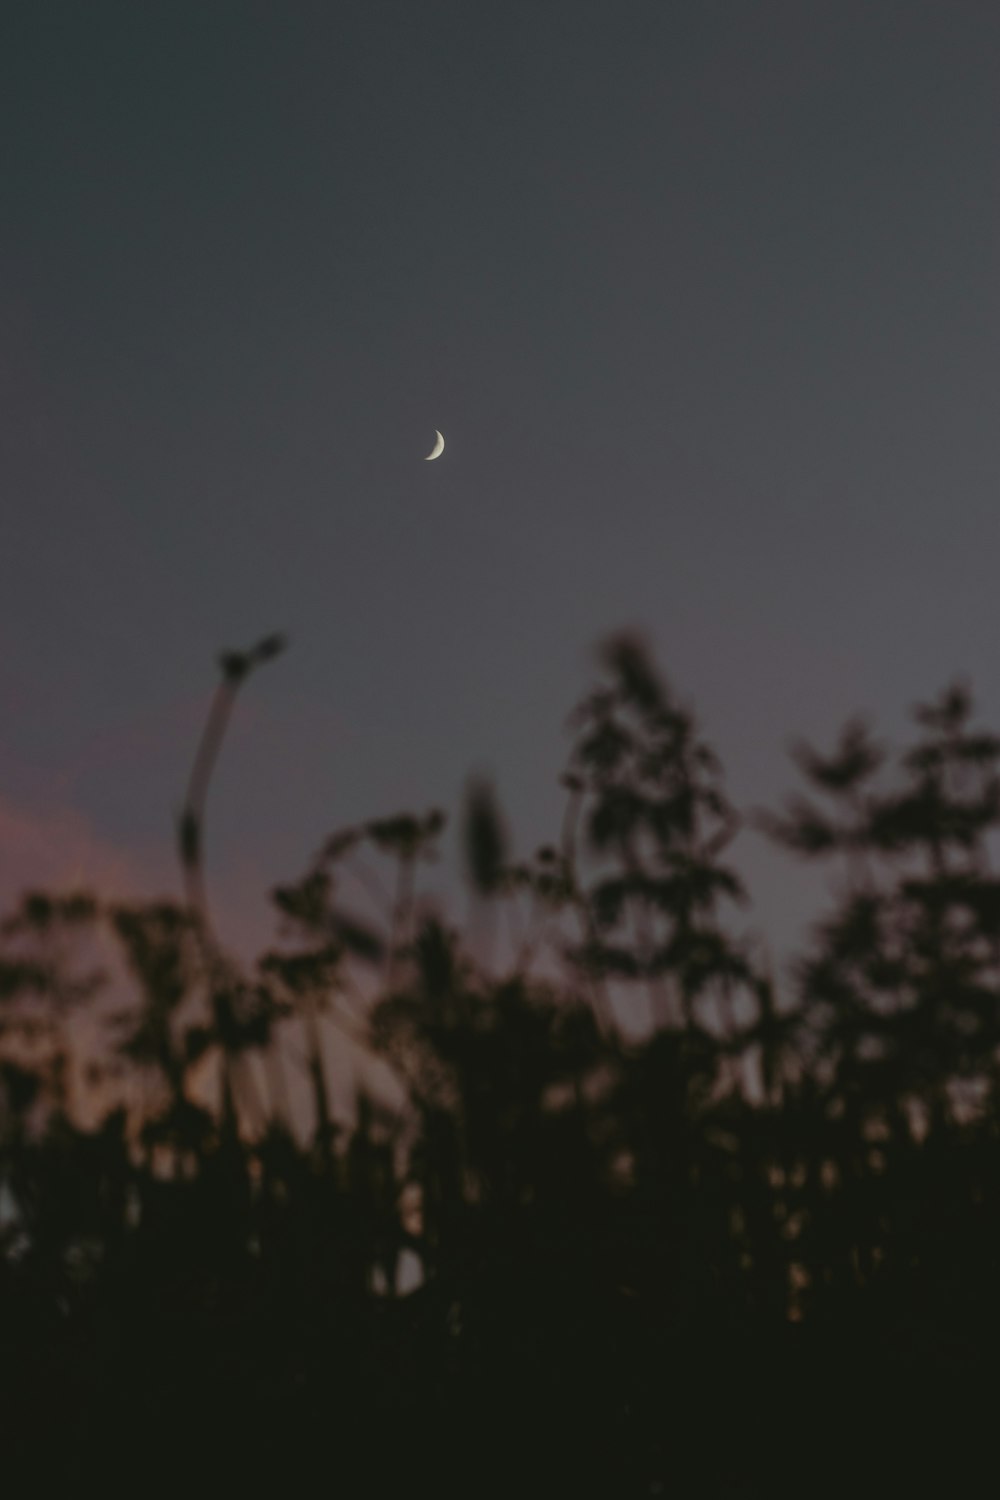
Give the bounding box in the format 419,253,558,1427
2,635,999,1491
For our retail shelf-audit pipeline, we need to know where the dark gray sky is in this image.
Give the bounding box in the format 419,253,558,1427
3,2,1000,971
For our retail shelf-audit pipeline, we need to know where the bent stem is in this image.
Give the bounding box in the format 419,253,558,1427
177,634,287,1135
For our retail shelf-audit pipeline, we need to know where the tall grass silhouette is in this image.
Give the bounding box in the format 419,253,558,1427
2,632,998,1492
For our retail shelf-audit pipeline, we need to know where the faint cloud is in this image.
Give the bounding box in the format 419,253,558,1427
0,793,142,906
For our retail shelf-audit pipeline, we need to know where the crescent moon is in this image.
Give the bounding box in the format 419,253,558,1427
425,430,445,461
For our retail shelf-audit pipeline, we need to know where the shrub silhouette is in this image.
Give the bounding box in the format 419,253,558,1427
1,632,998,1492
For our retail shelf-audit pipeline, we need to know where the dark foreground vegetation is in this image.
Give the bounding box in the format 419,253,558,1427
4,633,1000,1493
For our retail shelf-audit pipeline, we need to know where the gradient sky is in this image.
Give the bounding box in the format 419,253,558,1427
3,2,1000,975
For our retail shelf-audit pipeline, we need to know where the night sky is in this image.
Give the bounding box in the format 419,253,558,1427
4,3,1000,972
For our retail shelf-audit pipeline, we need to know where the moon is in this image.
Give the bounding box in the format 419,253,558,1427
425,430,445,461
